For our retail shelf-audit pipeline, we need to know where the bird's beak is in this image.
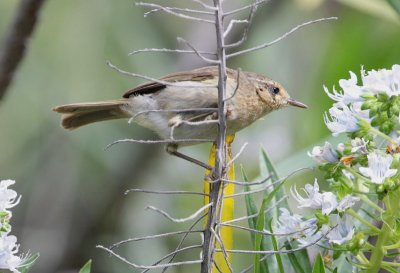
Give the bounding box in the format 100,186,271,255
287,98,308,109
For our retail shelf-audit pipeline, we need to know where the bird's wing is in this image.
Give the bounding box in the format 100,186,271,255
122,66,221,98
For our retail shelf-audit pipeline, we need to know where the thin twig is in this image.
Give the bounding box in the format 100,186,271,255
159,214,207,273
125,188,209,196
144,7,214,17
177,37,220,64
224,167,311,197
211,227,234,273
105,138,213,150
239,228,335,273
219,223,312,237
142,245,203,268
225,3,258,48
109,230,204,249
226,142,248,168
222,196,287,224
223,0,269,17
224,68,241,102
224,19,248,38
129,108,218,123
217,227,332,254
213,261,224,273
219,175,271,186
129,47,216,56
97,245,202,269
0,0,46,100
137,2,215,23
107,61,217,88
192,0,217,10
146,203,212,223
170,119,219,140
227,17,338,58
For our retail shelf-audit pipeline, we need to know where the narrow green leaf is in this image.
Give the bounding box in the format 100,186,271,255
268,220,284,273
387,0,400,15
241,166,258,243
285,243,306,273
254,181,286,273
312,254,326,273
254,193,267,273
260,147,279,181
17,253,40,273
260,147,288,212
79,260,92,273
295,248,313,272
241,166,269,273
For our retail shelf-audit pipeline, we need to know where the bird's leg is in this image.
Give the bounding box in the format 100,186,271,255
166,144,212,170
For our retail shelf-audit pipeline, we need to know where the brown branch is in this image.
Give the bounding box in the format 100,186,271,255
0,0,46,100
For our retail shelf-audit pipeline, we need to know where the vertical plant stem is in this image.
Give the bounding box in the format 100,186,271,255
0,0,47,100
365,192,400,273
204,136,235,272
201,1,228,272
216,135,235,272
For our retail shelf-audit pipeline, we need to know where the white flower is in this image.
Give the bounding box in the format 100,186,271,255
291,179,338,215
326,215,355,245
0,180,20,212
361,64,400,97
342,170,355,181
0,234,23,273
351,138,369,154
308,142,338,164
337,143,345,153
359,153,397,184
324,72,364,105
351,102,370,120
297,227,325,247
324,103,360,136
337,195,359,212
276,208,317,240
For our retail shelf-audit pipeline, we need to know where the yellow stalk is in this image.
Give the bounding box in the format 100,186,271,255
204,134,235,272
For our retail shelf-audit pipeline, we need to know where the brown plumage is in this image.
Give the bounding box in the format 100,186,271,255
53,66,307,145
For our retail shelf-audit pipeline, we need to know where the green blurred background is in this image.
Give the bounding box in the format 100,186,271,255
0,0,399,272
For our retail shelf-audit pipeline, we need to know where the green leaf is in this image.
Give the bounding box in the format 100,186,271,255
260,147,279,182
242,166,258,244
260,147,288,211
285,242,307,273
254,181,285,273
312,253,326,273
79,260,92,273
17,253,40,273
241,166,269,273
387,0,400,15
268,220,284,273
254,191,267,273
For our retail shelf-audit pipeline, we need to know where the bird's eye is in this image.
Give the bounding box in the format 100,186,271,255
272,87,280,95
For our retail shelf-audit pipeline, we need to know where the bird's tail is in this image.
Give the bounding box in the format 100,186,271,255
53,99,131,129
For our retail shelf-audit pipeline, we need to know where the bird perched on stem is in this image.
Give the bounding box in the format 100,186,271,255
53,66,307,167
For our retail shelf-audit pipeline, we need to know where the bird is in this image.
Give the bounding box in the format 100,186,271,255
53,66,307,168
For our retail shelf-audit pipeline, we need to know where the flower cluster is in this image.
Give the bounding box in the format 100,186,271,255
278,65,400,271
0,180,25,273
276,180,359,246
324,64,400,137
312,65,400,191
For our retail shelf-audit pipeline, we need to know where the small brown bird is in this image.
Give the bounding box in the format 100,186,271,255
53,66,306,166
